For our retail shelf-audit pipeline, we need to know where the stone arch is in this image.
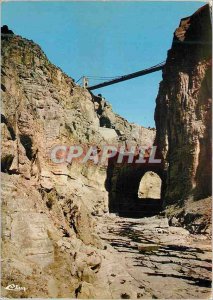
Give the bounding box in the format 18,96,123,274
106,158,166,218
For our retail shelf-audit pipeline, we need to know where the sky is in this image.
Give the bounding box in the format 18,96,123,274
2,1,205,127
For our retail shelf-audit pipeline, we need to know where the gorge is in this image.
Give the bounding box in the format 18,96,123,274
1,4,212,299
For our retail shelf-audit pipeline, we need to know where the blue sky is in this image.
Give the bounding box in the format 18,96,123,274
2,1,204,127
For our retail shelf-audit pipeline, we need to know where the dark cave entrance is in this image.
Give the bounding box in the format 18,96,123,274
105,154,166,218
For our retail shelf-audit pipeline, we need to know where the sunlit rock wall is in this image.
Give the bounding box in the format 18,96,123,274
155,4,212,203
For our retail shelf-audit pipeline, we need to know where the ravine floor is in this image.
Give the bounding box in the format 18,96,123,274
96,214,212,299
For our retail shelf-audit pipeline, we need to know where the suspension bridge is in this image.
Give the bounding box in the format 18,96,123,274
76,61,165,91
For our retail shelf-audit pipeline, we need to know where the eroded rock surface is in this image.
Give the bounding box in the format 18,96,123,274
1,28,155,298
155,4,212,203
97,214,212,299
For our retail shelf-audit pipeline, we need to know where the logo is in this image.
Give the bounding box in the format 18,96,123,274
5,284,26,292
49,144,162,165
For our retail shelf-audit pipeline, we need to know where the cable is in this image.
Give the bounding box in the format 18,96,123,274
77,61,166,88
87,76,121,80
85,61,166,82
76,76,83,84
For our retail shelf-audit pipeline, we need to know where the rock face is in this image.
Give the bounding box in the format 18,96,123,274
1,25,14,35
155,4,212,203
1,28,155,298
93,93,156,146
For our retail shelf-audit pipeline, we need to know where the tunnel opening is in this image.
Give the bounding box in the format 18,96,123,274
106,153,166,218
138,171,162,199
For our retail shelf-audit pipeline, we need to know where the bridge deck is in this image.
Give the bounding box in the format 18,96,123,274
87,62,165,91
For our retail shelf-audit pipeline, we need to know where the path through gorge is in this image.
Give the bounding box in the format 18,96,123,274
96,214,212,299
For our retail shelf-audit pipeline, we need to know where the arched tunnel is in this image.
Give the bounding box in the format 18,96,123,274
105,152,166,218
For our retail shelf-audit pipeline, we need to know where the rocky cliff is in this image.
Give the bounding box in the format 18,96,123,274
155,4,212,204
1,28,155,298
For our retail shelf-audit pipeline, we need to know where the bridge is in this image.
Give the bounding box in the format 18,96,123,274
77,61,165,91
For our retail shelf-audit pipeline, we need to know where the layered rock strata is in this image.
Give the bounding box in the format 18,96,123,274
155,4,212,203
1,28,154,298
